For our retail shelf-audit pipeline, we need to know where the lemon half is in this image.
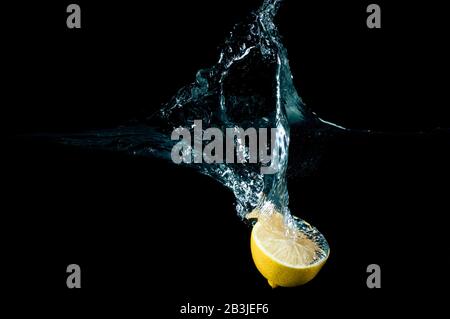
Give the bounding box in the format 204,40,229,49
250,211,329,288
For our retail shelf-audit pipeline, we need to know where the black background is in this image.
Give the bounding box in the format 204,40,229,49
3,0,449,317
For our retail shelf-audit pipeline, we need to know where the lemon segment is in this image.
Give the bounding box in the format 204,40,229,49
250,212,329,288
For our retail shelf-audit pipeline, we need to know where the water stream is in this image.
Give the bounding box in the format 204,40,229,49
56,0,341,263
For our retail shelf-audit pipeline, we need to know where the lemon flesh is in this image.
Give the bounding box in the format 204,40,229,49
250,212,329,288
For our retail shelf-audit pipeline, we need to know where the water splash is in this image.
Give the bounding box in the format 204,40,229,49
55,0,337,251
